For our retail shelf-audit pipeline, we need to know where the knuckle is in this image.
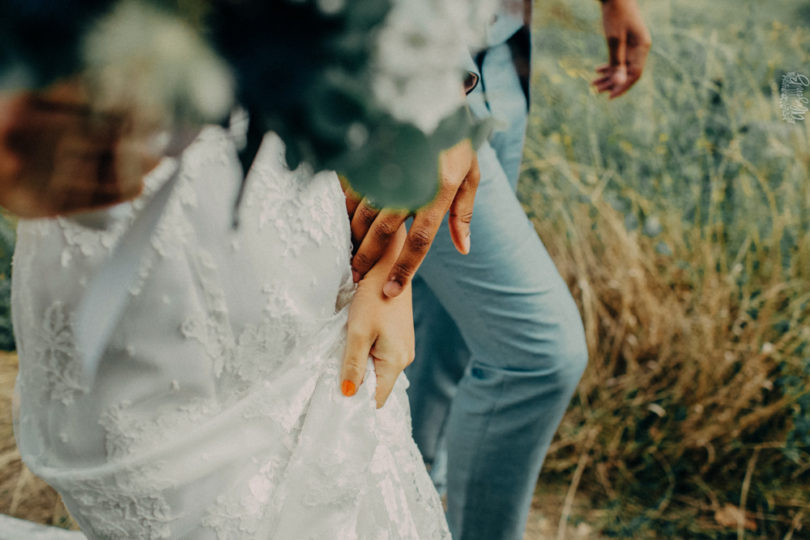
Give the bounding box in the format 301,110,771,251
389,261,414,283
342,365,361,380
451,210,473,224
356,204,378,226
374,218,397,239
397,350,413,369
407,228,433,253
342,359,364,380
352,251,373,271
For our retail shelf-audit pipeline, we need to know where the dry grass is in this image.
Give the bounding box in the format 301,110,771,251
524,167,810,537
524,0,810,536
0,352,78,531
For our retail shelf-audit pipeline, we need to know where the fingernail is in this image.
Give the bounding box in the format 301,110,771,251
341,380,357,397
462,232,471,254
383,280,402,298
352,270,360,283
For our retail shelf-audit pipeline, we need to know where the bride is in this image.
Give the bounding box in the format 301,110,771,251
4,1,498,536
11,117,450,539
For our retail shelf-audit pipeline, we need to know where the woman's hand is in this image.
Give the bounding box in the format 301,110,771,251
341,225,415,408
0,82,159,218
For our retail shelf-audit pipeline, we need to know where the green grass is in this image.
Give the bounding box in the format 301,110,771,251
523,0,810,537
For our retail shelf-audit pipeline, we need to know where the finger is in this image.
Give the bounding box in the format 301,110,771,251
594,79,615,93
383,207,446,298
350,198,381,247
373,357,399,409
49,138,117,212
447,154,480,255
111,137,153,200
595,64,611,74
608,62,642,99
0,122,24,185
344,185,363,219
609,64,628,90
351,209,408,281
609,73,640,99
340,327,372,399
50,131,150,214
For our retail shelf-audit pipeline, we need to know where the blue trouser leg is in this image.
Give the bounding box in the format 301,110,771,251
406,42,588,540
408,277,468,494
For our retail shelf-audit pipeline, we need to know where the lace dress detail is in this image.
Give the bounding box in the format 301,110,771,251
12,127,450,539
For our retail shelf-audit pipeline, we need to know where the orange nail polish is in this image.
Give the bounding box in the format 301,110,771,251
341,380,357,397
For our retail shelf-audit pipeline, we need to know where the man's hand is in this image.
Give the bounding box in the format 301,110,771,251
0,83,158,218
340,225,415,408
345,137,480,298
592,0,651,99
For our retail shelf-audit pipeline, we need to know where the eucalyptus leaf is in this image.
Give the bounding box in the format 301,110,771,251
335,116,440,209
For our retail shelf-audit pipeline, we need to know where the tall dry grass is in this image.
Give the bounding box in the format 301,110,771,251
0,353,77,530
526,0,810,537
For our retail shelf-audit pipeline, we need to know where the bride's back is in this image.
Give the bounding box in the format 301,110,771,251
11,127,448,539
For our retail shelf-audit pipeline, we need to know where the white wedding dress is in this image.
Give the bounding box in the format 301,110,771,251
11,125,451,539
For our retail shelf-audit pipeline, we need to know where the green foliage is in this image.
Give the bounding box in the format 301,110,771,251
3,0,486,213
523,0,810,537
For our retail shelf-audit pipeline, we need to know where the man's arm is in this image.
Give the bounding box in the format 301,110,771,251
592,0,652,99
344,137,480,297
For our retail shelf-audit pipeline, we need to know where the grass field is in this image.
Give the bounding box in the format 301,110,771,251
1,0,809,538
524,0,810,537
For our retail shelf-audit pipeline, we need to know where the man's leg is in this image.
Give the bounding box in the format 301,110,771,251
406,41,531,488
407,41,588,539
415,140,587,539
406,276,469,495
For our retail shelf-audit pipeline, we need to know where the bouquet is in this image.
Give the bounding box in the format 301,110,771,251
0,0,495,211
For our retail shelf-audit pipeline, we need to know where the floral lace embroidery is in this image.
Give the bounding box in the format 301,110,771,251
64,467,174,540
12,126,450,539
34,302,87,405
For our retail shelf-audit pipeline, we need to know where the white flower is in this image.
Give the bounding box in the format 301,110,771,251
82,0,234,128
371,0,495,133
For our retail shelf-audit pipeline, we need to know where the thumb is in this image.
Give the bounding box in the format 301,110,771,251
448,154,480,255
340,328,372,398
